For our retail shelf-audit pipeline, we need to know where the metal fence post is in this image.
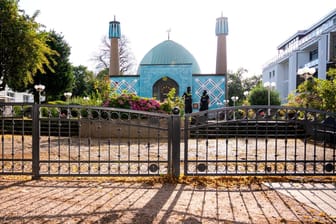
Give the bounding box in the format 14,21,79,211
171,108,181,178
32,104,40,179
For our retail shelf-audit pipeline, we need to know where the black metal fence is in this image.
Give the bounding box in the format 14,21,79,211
0,103,335,178
184,106,336,176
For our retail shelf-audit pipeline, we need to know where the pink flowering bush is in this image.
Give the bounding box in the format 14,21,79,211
103,93,169,113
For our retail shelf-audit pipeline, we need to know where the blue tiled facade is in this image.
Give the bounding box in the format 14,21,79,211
110,70,226,112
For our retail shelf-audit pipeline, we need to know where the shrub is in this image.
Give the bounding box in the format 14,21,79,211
103,93,167,113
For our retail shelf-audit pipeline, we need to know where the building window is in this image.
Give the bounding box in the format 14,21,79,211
331,32,336,61
310,49,318,61
23,95,30,102
7,92,14,98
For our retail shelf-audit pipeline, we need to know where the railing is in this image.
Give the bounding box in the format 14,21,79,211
0,103,335,178
184,106,336,176
0,103,176,178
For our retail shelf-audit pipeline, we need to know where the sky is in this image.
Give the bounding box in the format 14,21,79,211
19,0,336,77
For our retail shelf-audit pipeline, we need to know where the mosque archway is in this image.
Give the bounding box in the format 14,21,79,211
153,77,179,102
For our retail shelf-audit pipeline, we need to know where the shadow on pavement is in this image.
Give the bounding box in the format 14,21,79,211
0,179,334,223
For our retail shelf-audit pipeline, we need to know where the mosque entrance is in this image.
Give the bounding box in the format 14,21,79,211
153,77,179,102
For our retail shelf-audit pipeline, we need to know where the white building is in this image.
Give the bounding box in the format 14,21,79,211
0,86,34,103
262,9,336,103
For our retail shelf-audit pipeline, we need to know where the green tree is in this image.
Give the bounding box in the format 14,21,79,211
96,68,109,80
72,65,95,97
31,30,74,102
227,68,245,105
291,68,336,111
249,84,281,106
0,0,56,92
92,69,112,101
318,68,336,112
242,74,262,92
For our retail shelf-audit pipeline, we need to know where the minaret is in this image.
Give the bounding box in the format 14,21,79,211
109,16,121,76
215,13,228,75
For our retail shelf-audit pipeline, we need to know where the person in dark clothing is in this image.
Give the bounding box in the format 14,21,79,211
199,90,210,111
182,86,192,114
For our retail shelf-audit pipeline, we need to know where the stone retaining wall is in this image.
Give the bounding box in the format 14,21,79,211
79,119,170,138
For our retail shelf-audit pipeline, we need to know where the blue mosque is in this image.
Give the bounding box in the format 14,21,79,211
108,15,228,112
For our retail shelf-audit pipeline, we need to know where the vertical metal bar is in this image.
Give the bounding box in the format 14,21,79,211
245,108,248,174
57,113,61,174
167,115,172,175
225,116,229,175
47,109,51,175
205,121,209,175
32,104,40,179
127,115,131,175
137,117,141,175
284,108,288,175
294,111,298,174
274,110,278,174
332,116,336,175
68,114,71,175
156,118,160,174
235,120,238,174
11,106,14,172
196,126,199,175
322,113,327,175
147,117,150,175
171,113,180,178
97,118,101,175
312,113,317,174
303,110,307,174
255,110,259,174
21,105,25,173
78,116,82,175
215,112,219,174
264,118,268,174
1,105,5,173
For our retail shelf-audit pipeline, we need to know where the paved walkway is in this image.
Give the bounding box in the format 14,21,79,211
0,178,335,223
264,182,336,218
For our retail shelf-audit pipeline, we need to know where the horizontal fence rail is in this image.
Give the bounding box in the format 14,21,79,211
184,106,336,176
0,103,335,178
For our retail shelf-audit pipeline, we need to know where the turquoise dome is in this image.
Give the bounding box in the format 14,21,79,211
139,40,201,74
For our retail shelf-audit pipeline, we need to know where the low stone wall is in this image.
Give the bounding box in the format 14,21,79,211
79,118,170,139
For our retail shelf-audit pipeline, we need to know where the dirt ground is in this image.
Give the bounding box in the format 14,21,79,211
0,177,335,224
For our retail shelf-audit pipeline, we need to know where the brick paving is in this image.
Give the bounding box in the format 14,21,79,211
0,178,335,223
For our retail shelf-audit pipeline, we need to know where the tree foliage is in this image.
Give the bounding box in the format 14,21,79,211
93,74,111,101
317,68,336,112
248,84,281,106
227,68,262,106
72,65,95,98
227,68,246,106
290,68,336,112
0,0,56,91
31,30,74,102
242,74,262,91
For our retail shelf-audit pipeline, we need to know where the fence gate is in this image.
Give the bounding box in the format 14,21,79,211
183,106,336,176
0,103,176,178
1,103,335,178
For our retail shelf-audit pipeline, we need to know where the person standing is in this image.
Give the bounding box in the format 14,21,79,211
183,86,192,114
199,90,210,111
